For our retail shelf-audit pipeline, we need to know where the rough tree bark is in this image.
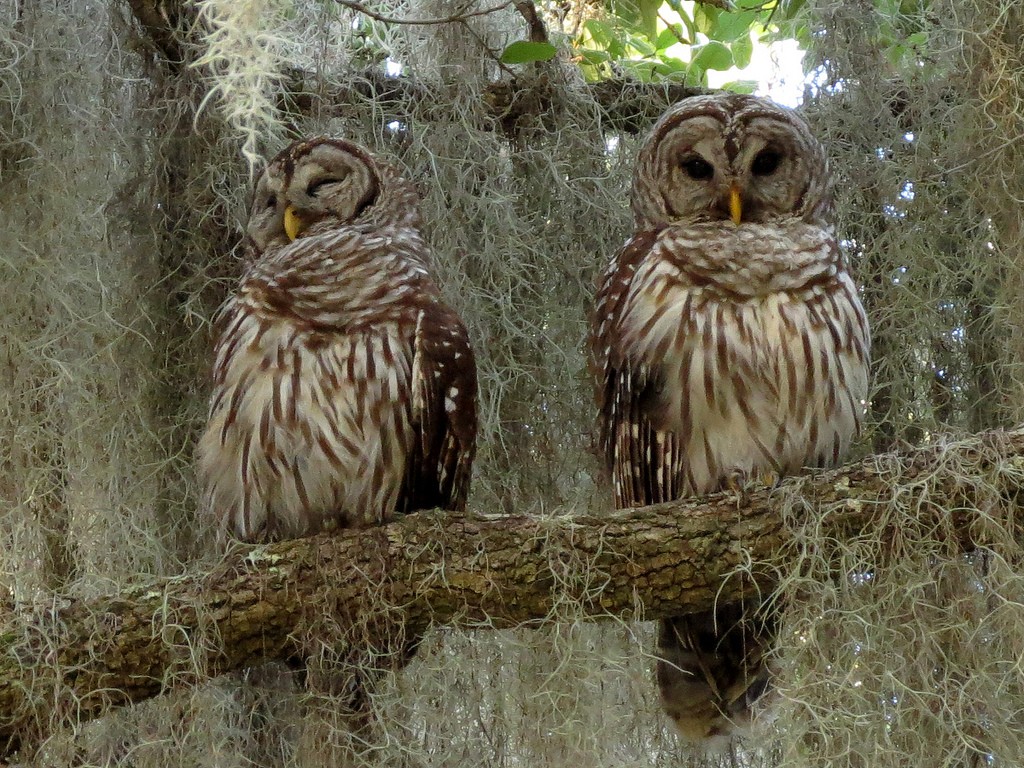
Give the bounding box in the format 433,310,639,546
1,429,1023,757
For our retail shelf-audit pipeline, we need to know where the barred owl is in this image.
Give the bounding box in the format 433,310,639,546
590,94,870,743
198,137,477,545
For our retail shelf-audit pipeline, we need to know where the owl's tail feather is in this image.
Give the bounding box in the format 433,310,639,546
656,605,775,746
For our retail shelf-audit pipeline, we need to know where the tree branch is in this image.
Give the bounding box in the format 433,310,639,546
332,0,515,26
2,429,1024,756
125,0,192,66
513,0,550,44
125,0,705,134
281,67,705,133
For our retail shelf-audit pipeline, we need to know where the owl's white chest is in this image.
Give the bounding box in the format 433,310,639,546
198,308,415,541
622,257,868,495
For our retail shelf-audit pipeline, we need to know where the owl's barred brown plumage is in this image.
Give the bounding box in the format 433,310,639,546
198,136,477,543
198,139,476,733
590,94,870,743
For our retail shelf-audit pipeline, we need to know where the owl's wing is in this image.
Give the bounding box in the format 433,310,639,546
400,301,478,513
591,230,684,509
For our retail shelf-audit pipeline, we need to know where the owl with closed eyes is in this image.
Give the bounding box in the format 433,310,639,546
590,94,870,743
198,136,477,545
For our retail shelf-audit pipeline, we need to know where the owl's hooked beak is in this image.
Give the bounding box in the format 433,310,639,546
283,205,306,241
728,183,743,225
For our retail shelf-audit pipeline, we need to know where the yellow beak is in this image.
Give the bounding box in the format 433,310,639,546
283,205,305,241
729,184,743,225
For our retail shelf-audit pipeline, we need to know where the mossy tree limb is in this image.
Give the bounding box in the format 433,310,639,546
2,429,1023,756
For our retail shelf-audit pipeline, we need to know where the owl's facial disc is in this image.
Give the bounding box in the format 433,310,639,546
247,139,386,252
657,123,744,224
279,162,356,240
633,95,829,229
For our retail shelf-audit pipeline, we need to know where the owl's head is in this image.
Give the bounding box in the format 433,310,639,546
631,93,832,229
246,137,420,253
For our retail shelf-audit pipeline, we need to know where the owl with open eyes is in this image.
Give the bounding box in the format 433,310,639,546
590,94,870,743
198,137,477,545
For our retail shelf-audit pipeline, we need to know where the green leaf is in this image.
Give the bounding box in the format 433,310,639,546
637,0,660,41
619,59,658,82
776,0,807,21
655,55,689,74
886,43,907,67
693,4,720,34
583,19,625,56
500,41,558,64
691,40,734,71
731,34,753,67
608,0,640,24
710,10,758,41
583,19,615,47
620,58,689,82
577,48,611,65
656,26,688,50
721,79,758,94
628,33,657,56
685,62,707,87
577,59,605,82
609,0,658,39
664,0,698,40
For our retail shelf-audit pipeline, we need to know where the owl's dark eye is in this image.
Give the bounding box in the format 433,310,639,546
751,149,782,176
681,157,714,180
307,178,343,197
264,194,277,209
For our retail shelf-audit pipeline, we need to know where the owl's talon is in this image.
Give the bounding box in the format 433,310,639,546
724,469,749,508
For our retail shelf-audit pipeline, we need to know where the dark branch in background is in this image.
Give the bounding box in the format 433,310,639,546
333,0,514,26
513,0,550,43
2,429,1024,758
330,0,525,76
657,11,690,45
281,66,705,134
125,0,192,67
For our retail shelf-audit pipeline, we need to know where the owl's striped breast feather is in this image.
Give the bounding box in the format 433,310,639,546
592,221,870,507
198,289,476,544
